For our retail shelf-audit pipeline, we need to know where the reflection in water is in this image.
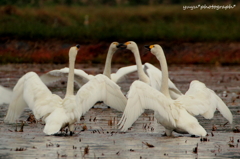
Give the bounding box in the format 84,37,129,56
0,64,240,158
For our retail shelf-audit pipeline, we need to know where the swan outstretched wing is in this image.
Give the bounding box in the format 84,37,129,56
179,80,232,123
4,75,28,123
145,69,162,90
111,65,137,83
76,74,127,115
111,63,163,84
143,62,160,71
118,80,177,132
5,72,59,123
0,86,12,105
40,68,91,87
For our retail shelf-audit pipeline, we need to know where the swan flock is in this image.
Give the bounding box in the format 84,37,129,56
3,41,232,137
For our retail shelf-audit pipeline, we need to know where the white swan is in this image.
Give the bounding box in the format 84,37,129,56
4,45,127,135
0,86,12,105
146,45,233,123
119,44,210,137
40,42,138,87
118,41,182,99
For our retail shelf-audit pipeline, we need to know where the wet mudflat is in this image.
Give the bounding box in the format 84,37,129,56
0,64,240,159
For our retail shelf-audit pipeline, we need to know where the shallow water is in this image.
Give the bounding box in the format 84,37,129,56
0,64,240,159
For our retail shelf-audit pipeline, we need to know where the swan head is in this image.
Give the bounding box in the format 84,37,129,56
109,42,120,53
144,44,163,56
117,41,138,51
69,44,80,60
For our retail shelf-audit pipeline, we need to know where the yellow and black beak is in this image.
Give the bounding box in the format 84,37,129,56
76,44,80,50
116,43,127,49
144,45,151,51
144,45,154,51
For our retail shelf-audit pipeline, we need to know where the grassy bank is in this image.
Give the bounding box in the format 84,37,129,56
0,5,239,65
0,5,240,42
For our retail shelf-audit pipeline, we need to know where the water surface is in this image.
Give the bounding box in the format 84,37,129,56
0,64,240,158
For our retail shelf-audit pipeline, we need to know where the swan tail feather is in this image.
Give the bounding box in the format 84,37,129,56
43,108,68,135
177,110,207,137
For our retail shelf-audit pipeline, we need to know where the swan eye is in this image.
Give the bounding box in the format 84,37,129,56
149,45,154,49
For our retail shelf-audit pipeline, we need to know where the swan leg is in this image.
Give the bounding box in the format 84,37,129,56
165,129,174,137
69,124,75,136
162,132,167,136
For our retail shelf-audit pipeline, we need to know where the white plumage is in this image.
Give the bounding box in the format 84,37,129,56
118,80,207,137
119,44,232,137
4,45,127,135
177,80,232,122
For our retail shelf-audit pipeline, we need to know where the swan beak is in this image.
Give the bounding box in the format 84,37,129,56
76,44,80,51
116,43,127,49
144,45,151,51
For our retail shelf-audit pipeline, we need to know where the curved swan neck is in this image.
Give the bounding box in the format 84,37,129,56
132,48,149,83
66,56,76,96
155,49,170,98
103,49,114,79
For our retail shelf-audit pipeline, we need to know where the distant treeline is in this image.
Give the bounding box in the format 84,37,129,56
0,0,239,6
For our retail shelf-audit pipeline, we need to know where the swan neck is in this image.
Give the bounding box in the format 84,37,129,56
132,48,149,83
156,52,170,98
103,49,114,79
66,57,75,96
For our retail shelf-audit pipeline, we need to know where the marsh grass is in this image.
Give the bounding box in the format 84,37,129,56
0,5,239,42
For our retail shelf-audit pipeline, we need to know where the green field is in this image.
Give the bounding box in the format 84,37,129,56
0,4,239,42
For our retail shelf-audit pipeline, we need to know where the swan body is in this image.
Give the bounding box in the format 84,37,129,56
5,45,127,135
119,80,207,137
40,42,138,87
119,41,182,100
119,44,233,136
0,86,12,105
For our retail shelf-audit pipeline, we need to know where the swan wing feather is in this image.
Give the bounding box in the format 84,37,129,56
111,65,137,83
143,62,160,71
179,80,232,123
118,80,176,132
76,74,127,116
40,68,90,87
5,72,59,123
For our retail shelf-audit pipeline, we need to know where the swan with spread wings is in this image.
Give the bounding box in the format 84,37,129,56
119,44,232,137
4,45,127,135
